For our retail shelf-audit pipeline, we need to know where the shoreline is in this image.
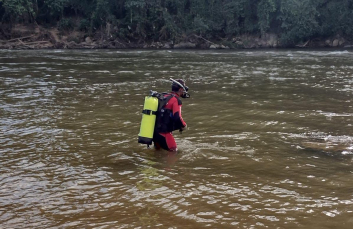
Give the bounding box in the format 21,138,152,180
1,47,353,51
2,39,352,50
1,25,352,51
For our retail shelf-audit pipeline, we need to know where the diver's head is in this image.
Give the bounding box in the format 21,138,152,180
171,78,190,98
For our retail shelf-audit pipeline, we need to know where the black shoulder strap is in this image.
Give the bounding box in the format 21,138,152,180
159,93,174,108
165,94,175,103
165,93,181,105
176,96,182,105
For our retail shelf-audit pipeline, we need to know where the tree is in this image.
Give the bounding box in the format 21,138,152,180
257,0,276,35
317,0,353,37
2,0,37,23
278,0,320,45
91,0,112,29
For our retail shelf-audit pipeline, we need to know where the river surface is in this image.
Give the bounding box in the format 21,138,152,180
1,49,353,228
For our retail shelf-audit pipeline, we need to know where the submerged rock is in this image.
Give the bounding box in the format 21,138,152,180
332,39,339,47
301,141,350,153
301,136,353,154
85,37,92,44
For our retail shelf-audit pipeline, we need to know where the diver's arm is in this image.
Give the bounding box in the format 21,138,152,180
172,98,187,130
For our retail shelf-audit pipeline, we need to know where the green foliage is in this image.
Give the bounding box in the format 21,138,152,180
91,0,112,29
222,0,243,36
0,1,4,21
257,0,276,35
2,0,36,23
44,0,68,17
36,0,68,23
58,17,73,31
278,0,320,45
317,0,353,37
159,8,179,40
124,0,145,24
1,0,353,45
241,0,260,33
66,0,90,17
78,18,89,31
192,15,209,36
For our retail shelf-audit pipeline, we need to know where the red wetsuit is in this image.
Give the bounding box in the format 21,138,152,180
153,92,187,151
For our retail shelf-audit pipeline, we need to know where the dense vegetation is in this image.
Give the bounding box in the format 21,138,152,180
0,0,353,46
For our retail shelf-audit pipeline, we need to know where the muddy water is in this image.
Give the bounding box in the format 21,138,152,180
1,49,353,228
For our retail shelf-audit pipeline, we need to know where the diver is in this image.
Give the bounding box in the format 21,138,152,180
153,79,189,152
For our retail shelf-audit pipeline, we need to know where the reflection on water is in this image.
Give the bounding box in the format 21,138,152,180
1,49,353,228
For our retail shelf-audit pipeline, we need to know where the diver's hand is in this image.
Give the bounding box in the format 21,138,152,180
179,125,187,133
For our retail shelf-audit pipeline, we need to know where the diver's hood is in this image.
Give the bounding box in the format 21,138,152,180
170,78,190,98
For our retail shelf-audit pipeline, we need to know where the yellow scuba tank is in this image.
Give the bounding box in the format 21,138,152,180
138,94,159,145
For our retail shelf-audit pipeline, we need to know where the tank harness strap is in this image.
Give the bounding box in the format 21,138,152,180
157,94,175,111
163,94,175,104
142,109,157,115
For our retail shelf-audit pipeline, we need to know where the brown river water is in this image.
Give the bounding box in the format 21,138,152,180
1,49,353,228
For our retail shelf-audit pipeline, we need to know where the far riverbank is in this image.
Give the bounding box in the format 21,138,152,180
1,24,353,50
